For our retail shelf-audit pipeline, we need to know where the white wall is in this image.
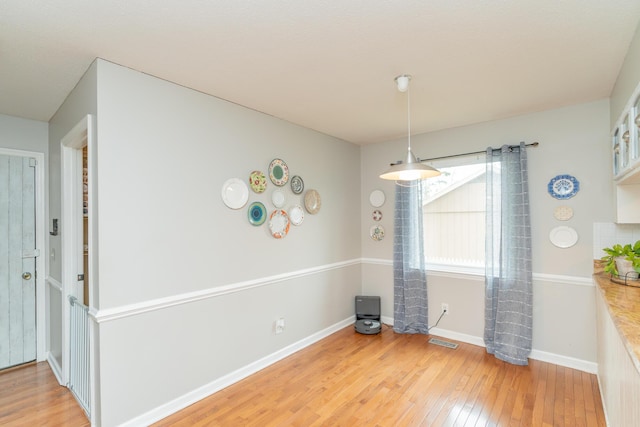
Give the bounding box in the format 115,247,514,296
90,60,361,426
0,114,48,153
361,99,611,370
610,22,640,128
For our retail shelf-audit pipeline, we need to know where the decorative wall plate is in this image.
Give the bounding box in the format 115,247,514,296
269,209,290,239
249,170,267,193
248,202,267,226
290,175,304,194
289,205,304,226
221,178,249,209
372,210,382,221
370,225,385,241
553,206,574,221
549,226,578,248
304,189,321,214
369,189,385,207
548,175,579,199
269,158,289,186
271,189,286,208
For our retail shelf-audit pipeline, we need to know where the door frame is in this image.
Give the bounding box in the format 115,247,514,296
60,114,96,422
0,147,46,363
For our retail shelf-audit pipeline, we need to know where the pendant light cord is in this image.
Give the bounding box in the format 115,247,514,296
407,86,411,153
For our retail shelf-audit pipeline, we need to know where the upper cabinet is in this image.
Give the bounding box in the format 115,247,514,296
613,97,640,180
614,94,640,223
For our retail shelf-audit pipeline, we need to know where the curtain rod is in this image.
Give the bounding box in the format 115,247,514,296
417,141,539,163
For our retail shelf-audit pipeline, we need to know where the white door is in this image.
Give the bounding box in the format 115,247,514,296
0,154,37,370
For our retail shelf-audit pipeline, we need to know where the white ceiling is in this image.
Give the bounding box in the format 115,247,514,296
2,1,640,145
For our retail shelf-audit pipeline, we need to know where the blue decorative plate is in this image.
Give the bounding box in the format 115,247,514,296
248,202,267,226
548,175,579,199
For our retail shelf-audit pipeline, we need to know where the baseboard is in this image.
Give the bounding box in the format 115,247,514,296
410,326,598,373
46,352,64,386
120,316,356,427
529,349,598,374
596,374,612,427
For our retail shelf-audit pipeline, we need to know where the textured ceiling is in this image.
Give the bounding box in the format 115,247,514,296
2,1,640,144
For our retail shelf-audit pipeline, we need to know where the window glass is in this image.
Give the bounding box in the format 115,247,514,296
422,154,486,270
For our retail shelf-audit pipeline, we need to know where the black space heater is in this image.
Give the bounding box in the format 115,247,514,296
354,295,381,335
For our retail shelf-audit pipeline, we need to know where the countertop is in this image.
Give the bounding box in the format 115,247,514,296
594,273,640,372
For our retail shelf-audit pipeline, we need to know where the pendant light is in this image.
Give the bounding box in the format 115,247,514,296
379,74,441,181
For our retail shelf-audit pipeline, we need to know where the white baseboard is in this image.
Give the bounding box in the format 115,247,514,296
529,349,598,374
120,317,355,427
46,352,64,386
428,327,597,374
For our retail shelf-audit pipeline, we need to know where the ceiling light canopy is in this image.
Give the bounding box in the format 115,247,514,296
380,74,440,181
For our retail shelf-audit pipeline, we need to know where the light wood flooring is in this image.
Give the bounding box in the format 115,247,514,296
0,361,89,426
0,325,606,426
154,325,606,426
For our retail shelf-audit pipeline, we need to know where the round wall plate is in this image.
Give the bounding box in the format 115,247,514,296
548,175,579,199
369,189,385,207
549,226,578,248
553,206,573,221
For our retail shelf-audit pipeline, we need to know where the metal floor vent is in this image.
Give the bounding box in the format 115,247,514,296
428,338,459,349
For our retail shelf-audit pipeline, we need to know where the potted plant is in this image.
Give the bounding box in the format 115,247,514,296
601,241,640,278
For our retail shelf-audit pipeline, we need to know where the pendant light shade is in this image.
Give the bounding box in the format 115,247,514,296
380,75,441,181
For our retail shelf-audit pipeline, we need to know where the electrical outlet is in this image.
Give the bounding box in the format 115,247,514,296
275,318,285,334
441,303,449,315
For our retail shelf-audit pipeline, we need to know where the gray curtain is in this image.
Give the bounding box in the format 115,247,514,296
393,180,429,334
484,142,533,365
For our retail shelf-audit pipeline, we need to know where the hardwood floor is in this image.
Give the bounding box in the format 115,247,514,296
154,325,606,427
0,361,89,426
0,326,606,426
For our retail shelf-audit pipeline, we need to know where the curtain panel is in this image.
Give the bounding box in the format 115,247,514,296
393,180,429,334
484,143,533,365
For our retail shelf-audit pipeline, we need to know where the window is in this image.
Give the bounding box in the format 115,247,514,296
422,154,486,272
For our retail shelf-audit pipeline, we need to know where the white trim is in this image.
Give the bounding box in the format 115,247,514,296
533,273,594,287
0,148,47,364
46,351,64,386
61,114,96,422
360,257,391,266
119,317,355,427
46,276,63,292
426,327,597,373
529,349,598,374
596,374,613,427
360,258,592,286
93,259,361,323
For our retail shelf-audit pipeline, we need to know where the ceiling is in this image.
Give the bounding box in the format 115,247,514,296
2,1,640,145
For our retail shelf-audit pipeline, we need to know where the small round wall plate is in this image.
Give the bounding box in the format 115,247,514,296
304,189,321,214
553,206,573,221
249,170,267,193
548,175,579,199
549,226,578,248
247,202,267,226
271,189,286,208
369,190,385,207
372,209,382,221
290,175,304,194
289,205,304,226
370,225,385,241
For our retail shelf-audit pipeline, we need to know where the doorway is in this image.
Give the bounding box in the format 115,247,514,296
0,149,45,371
60,114,94,420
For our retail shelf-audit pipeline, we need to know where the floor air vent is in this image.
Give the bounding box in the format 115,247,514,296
428,338,459,349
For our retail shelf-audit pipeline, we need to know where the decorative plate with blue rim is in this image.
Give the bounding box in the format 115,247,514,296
547,174,579,199
248,202,267,226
